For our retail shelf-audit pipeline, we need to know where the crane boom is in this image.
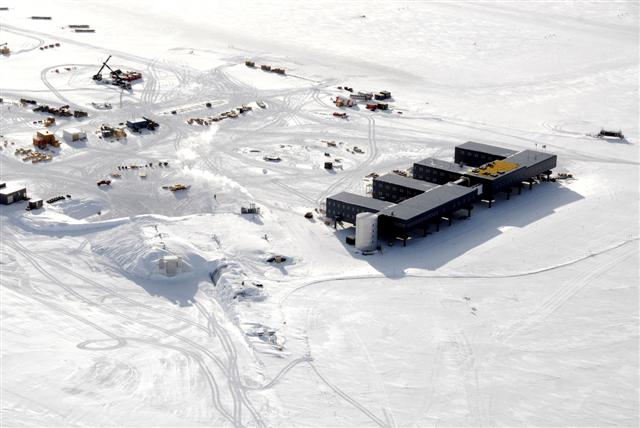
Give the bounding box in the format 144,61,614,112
93,55,113,80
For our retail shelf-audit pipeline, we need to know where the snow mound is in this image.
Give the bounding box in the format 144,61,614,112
90,220,210,280
58,197,106,220
18,209,127,234
209,262,267,305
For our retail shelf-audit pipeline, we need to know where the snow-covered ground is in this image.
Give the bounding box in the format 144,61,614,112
1,1,638,426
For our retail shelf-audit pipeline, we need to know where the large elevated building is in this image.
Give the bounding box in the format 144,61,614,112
414,146,557,199
325,141,557,248
378,184,480,235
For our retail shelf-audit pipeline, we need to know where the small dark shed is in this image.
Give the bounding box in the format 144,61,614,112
28,199,44,210
126,117,158,132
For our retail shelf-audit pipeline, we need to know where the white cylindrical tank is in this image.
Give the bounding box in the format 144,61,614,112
355,212,378,252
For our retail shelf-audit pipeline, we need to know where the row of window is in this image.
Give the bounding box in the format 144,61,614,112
458,149,494,159
374,183,420,194
328,193,474,222
423,170,452,177
327,201,367,216
373,187,414,195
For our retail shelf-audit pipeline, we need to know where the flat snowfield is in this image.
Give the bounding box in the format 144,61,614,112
1,1,638,427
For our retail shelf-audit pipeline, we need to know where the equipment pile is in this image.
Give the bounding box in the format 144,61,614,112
98,124,127,139
162,184,191,192
15,147,52,163
92,55,141,90
187,104,255,126
33,104,88,118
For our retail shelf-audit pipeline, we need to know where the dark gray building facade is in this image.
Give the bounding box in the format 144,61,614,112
372,174,436,203
326,192,394,224
413,158,470,184
325,141,557,243
462,150,557,197
378,184,479,235
413,147,557,199
454,141,518,167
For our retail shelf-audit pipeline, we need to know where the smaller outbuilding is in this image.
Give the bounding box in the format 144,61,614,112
159,255,183,277
334,96,354,107
374,91,391,100
28,199,43,210
62,128,87,142
350,92,373,101
126,117,158,132
127,118,148,131
33,131,60,149
0,183,27,205
597,129,624,139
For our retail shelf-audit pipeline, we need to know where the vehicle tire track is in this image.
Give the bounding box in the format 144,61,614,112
496,244,638,344
309,362,389,428
315,114,378,204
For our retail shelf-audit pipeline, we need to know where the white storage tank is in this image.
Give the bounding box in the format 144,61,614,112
355,212,378,252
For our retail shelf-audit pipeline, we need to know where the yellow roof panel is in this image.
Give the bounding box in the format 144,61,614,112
474,160,520,176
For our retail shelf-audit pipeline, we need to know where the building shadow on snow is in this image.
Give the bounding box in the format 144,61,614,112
120,271,201,307
333,181,584,274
